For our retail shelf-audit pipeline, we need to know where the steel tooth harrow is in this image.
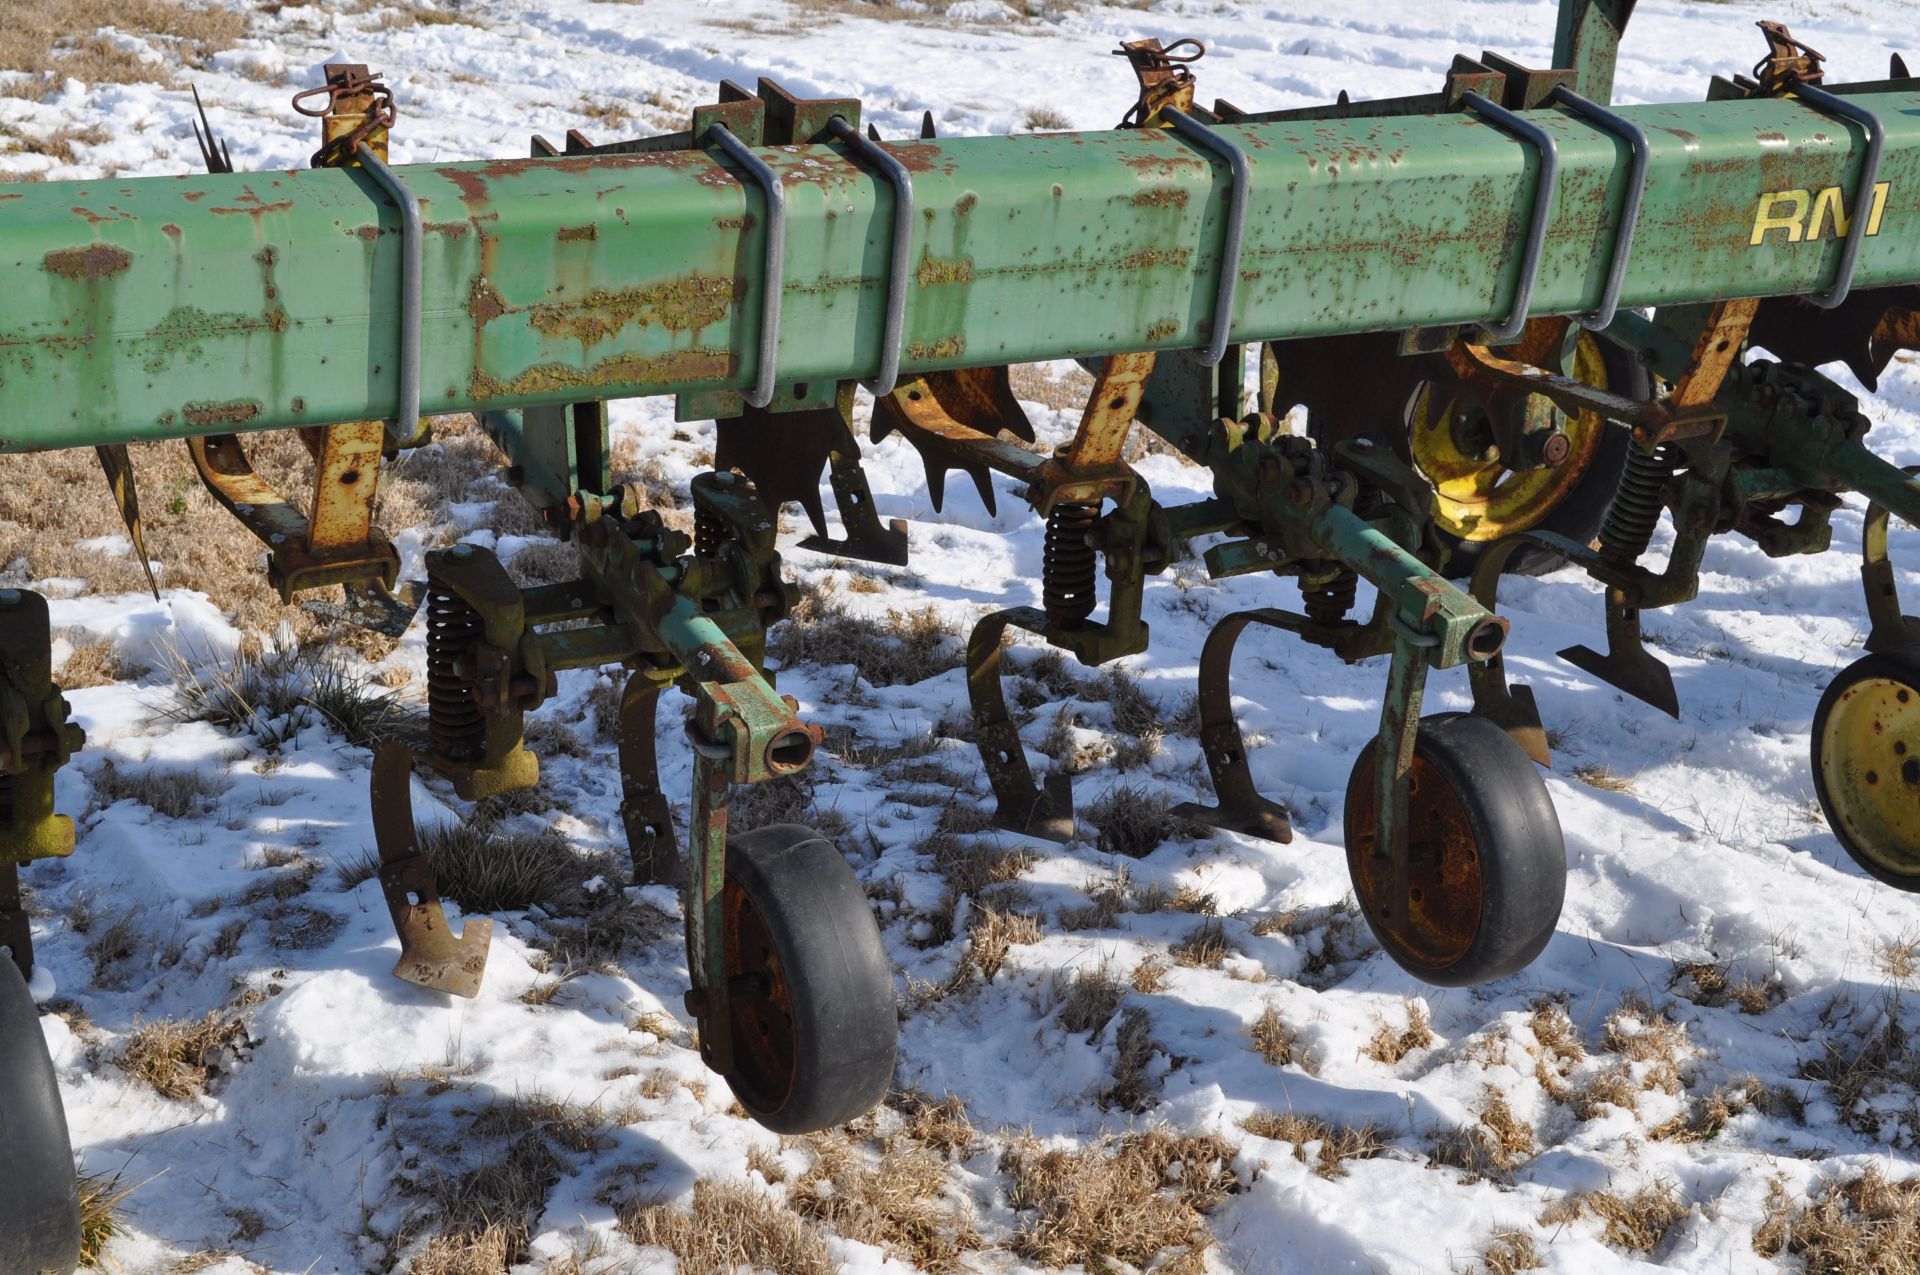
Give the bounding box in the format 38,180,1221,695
4,2,1920,1262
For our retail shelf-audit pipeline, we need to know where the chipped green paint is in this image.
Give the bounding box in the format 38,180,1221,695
0,86,1918,448
526,274,739,344
42,244,131,280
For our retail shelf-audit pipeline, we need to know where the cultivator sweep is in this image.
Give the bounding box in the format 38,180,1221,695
6,0,1920,1264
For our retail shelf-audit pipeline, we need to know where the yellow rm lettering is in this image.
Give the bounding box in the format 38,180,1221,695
1751,181,1892,246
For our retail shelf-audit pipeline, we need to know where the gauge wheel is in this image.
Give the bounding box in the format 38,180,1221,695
1344,713,1566,986
700,823,896,1133
1406,332,1647,579
1811,648,1920,889
0,958,80,1275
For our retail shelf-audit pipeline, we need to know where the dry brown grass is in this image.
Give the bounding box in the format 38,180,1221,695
1238,1111,1388,1178
1054,959,1125,1038
0,0,245,99
1542,1181,1688,1255
88,758,225,819
1471,1228,1543,1274
1083,784,1198,858
1650,1075,1773,1142
1130,952,1170,994
78,1169,134,1266
59,638,130,689
1430,1087,1536,1182
1754,1167,1920,1272
1571,763,1635,792
967,904,1041,981
1877,934,1920,983
1566,991,1690,1118
1669,960,1778,1014
771,580,959,687
1800,1003,1920,1142
792,1132,980,1271
619,1180,832,1275
120,1011,246,1100
414,823,588,916
1172,918,1231,969
1362,998,1434,1065
1249,1003,1301,1068
1000,1128,1238,1271
891,1091,979,1158
1103,1007,1159,1112
727,769,849,840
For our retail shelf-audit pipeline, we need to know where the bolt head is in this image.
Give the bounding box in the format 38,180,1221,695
451,543,475,559
0,589,19,607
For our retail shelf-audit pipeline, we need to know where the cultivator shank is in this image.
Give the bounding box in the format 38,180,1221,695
5,7,1920,1243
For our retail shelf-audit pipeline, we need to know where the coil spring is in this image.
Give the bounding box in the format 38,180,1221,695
694,509,723,559
1042,502,1101,625
1599,443,1681,564
425,579,485,762
1301,481,1381,625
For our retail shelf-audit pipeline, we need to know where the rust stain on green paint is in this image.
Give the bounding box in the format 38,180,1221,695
526,273,737,344
43,244,131,280
915,250,974,287
557,223,598,242
469,345,734,399
183,399,263,427
907,335,965,360
141,306,289,373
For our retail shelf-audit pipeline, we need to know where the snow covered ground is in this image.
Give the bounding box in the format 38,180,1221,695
7,0,1920,1271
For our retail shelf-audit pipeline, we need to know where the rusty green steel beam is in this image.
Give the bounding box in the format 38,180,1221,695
2,83,1918,450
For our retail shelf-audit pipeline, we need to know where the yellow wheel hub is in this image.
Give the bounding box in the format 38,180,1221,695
1818,674,1920,876
1409,333,1609,542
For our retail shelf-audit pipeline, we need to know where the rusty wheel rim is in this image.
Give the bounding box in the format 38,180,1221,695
722,878,798,1115
1347,752,1485,970
1408,333,1609,543
1819,675,1920,877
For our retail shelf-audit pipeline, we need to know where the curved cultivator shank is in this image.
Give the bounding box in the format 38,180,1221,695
3,2,1920,1250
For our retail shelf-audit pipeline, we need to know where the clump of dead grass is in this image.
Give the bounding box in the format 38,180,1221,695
88,758,225,818
1054,959,1125,1038
1362,998,1434,1065
156,640,415,751
966,903,1041,981
1754,1167,1920,1272
1129,952,1170,994
119,1011,247,1100
1171,917,1232,969
1083,784,1198,858
1669,960,1777,1014
890,1090,979,1159
77,1168,134,1266
727,769,850,839
791,1131,981,1271
1541,1181,1688,1255
1102,1007,1159,1112
1799,1000,1920,1143
1238,1110,1387,1178
59,638,131,689
619,1180,833,1275
1470,1228,1543,1274
416,823,588,916
1249,1003,1302,1068
770,580,959,687
1000,1128,1239,1271
1429,1086,1537,1182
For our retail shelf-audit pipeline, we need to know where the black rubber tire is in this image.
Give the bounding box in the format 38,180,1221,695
0,960,80,1275
1810,647,1920,890
710,823,896,1134
1344,713,1566,987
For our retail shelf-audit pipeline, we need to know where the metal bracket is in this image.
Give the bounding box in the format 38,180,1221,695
1466,538,1555,765
369,741,494,997
1863,465,1920,653
826,114,913,395
1460,91,1560,342
704,123,786,408
967,607,1077,843
1780,79,1884,310
617,670,682,887
354,144,422,441
1548,86,1648,331
1168,610,1296,842
1161,109,1249,367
